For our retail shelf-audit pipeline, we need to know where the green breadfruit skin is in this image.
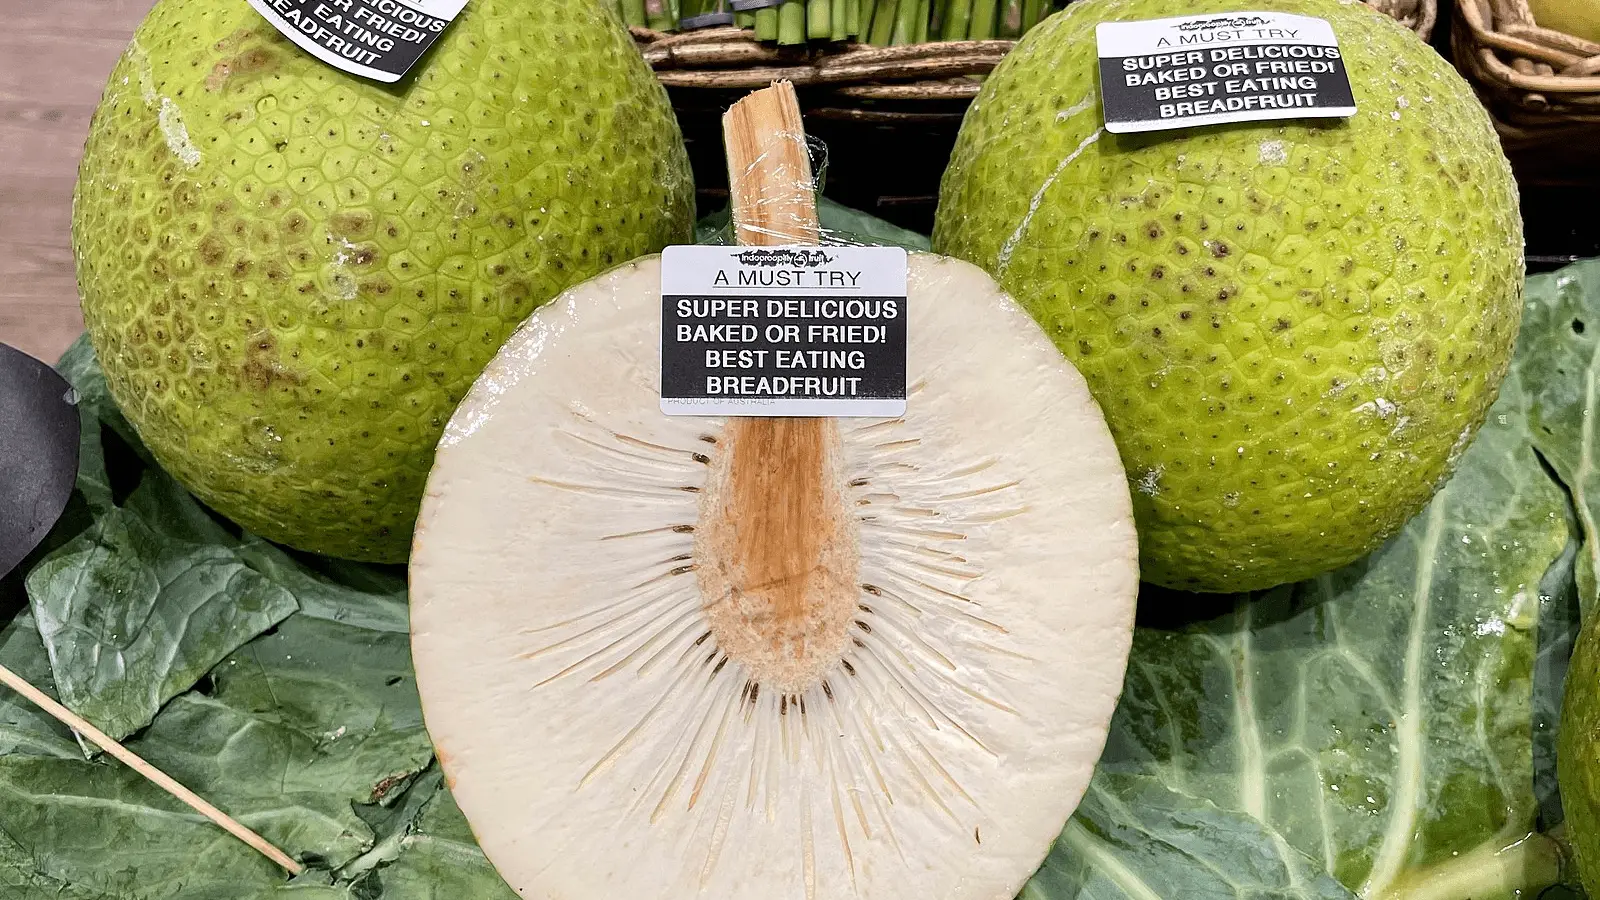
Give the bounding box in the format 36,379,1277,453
1563,616,1600,899
72,0,694,563
933,0,1522,592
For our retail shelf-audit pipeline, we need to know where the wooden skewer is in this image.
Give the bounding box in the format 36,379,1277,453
0,662,304,875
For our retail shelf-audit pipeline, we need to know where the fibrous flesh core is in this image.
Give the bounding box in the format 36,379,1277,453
409,253,1139,899
697,416,863,693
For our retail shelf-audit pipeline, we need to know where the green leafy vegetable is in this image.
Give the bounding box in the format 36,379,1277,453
0,588,441,894
244,883,361,890
25,480,298,741
204,615,434,808
1026,774,1357,900
815,196,933,250
128,694,377,868
1513,262,1600,617
342,770,444,883
233,544,409,636
374,788,518,900
0,754,287,897
0,614,78,760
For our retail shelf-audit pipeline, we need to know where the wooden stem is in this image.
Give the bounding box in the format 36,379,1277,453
723,82,820,246
0,662,304,875
702,84,855,692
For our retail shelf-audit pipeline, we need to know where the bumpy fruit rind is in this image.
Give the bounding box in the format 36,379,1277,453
934,0,1523,591
73,0,694,561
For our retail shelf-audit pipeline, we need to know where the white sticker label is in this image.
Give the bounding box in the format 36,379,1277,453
1096,12,1356,134
660,245,909,418
245,0,469,84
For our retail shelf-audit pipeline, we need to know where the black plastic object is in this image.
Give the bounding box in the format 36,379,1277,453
0,343,80,580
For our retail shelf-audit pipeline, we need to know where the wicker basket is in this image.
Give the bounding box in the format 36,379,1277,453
1453,0,1600,181
638,28,1008,114
637,0,1435,110
637,0,1440,229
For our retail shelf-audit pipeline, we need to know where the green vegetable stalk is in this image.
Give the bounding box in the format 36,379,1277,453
968,0,996,39
832,0,849,40
737,9,756,27
778,0,807,43
868,0,897,44
846,0,861,35
892,0,921,44
755,4,780,39
623,0,649,27
1022,0,1046,31
809,0,832,38
916,0,931,42
941,0,970,38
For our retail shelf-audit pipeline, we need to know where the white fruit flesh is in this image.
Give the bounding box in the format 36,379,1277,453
409,252,1139,900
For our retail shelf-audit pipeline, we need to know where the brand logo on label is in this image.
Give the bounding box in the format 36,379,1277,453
733,248,838,268
1177,15,1270,31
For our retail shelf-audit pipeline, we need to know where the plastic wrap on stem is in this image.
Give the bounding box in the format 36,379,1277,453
708,135,899,247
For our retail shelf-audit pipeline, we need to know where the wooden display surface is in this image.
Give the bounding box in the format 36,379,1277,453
1,0,159,363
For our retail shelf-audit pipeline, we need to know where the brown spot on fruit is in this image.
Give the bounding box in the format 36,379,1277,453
331,210,375,239
213,27,254,53
198,234,228,267
204,62,232,92
206,41,279,92
240,333,304,391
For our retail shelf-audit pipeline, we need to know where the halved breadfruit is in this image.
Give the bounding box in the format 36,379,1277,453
409,252,1139,900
